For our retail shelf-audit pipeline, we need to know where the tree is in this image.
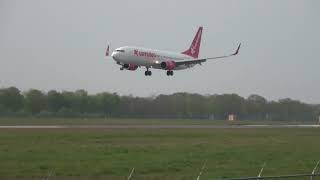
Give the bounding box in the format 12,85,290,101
212,94,246,119
0,87,318,121
60,90,88,114
246,94,267,120
24,89,46,114
74,89,88,114
47,90,65,112
0,87,24,112
96,92,120,115
277,98,314,121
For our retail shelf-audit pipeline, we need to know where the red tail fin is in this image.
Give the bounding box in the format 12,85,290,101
106,45,110,56
182,27,203,58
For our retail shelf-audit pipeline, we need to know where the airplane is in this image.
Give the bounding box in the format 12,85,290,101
106,27,241,76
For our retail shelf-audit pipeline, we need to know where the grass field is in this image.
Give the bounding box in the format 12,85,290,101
0,119,319,180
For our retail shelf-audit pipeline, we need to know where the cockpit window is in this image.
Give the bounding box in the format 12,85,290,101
116,49,125,53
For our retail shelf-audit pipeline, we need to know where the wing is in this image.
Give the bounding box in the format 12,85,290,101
175,43,241,66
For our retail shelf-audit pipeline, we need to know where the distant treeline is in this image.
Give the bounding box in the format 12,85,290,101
0,87,319,121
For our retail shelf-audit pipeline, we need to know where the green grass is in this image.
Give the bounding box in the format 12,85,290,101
0,126,320,180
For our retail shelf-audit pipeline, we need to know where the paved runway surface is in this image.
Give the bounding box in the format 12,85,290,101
0,124,319,129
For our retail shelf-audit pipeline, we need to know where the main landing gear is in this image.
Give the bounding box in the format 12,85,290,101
145,68,152,76
166,71,174,76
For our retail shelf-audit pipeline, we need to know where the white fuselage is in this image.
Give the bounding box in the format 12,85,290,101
111,46,194,70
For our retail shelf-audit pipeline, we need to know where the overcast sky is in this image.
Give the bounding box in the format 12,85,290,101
1,0,320,103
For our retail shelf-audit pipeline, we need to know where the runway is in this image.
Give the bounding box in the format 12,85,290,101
0,124,319,129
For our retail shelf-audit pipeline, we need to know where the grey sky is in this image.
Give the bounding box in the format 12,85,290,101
1,0,320,103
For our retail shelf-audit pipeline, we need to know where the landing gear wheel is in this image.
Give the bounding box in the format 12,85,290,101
166,71,173,76
120,67,124,71
145,70,152,76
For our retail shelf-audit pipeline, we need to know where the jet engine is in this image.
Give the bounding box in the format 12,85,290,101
123,64,138,71
160,61,176,70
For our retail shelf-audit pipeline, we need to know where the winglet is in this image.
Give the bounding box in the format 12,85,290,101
232,43,241,55
106,45,110,56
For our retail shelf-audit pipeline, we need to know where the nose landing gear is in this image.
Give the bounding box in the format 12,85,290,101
145,68,152,76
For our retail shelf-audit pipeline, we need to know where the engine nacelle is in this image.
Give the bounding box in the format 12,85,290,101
160,61,176,70
123,64,138,71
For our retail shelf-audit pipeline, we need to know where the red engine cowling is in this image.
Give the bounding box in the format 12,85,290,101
160,61,175,70
123,64,138,71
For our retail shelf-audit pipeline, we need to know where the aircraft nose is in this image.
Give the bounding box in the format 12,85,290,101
111,51,119,60
111,51,116,57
